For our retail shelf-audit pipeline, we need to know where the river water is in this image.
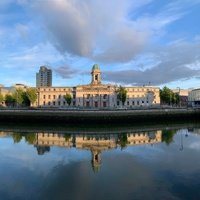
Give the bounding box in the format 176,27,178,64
0,124,200,200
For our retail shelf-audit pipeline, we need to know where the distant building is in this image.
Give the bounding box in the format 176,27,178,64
188,88,200,107
172,89,190,107
36,66,52,87
36,64,160,108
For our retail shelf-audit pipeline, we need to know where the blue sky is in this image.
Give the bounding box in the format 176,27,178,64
0,0,200,89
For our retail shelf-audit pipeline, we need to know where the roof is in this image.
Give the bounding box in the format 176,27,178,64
92,64,100,71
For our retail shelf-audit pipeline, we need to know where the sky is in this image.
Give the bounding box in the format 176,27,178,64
0,0,200,89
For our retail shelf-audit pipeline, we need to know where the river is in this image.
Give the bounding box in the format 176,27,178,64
0,123,200,200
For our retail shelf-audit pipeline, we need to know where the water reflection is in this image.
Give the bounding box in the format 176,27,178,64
1,127,200,200
4,131,163,172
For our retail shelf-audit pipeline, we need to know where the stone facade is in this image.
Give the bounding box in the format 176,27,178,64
188,88,200,107
36,64,160,108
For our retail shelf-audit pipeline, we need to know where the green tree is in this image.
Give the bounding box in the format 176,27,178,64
22,91,30,106
116,86,127,106
160,86,180,106
13,88,24,107
0,93,4,105
64,93,72,106
26,88,37,106
5,94,15,107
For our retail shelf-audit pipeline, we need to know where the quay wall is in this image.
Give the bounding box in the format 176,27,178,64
0,108,199,124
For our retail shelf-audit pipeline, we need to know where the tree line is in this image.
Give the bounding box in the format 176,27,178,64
160,86,180,106
0,88,37,107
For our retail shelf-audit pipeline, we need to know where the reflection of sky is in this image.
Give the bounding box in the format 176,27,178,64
1,130,200,200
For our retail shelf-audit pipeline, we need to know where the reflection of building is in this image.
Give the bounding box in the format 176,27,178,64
0,132,7,137
34,131,162,172
36,64,160,108
36,66,52,87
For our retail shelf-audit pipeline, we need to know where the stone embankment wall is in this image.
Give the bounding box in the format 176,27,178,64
0,108,199,124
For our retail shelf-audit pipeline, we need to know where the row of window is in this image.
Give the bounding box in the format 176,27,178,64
85,94,108,99
43,94,74,99
126,88,158,92
40,88,72,92
43,101,76,106
117,100,157,106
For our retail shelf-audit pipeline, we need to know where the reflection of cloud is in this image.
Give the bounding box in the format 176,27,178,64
188,141,200,150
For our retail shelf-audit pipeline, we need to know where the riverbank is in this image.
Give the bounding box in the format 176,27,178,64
0,108,200,124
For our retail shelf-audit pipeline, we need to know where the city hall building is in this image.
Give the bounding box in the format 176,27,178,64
36,64,160,108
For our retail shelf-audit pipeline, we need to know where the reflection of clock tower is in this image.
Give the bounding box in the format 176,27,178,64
91,64,101,85
91,149,101,173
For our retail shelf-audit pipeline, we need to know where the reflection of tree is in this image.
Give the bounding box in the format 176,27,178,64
64,134,71,141
36,145,50,155
24,133,36,144
162,130,176,145
12,133,23,143
117,134,128,149
11,133,36,144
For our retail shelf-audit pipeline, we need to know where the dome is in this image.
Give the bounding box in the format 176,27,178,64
92,64,100,71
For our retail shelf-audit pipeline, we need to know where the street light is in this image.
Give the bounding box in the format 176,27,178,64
177,87,181,107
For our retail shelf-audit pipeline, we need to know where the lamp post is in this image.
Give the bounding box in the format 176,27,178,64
177,87,181,107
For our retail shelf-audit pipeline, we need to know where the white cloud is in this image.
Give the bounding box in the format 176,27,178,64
19,0,199,64
20,0,154,63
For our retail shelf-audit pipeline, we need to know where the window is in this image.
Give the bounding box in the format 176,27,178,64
53,101,55,106
127,101,129,105
53,95,56,99
95,74,98,81
43,101,45,105
43,95,46,99
48,95,51,99
48,101,51,105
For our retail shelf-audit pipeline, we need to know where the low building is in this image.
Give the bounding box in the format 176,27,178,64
188,88,200,107
37,64,160,108
172,89,190,107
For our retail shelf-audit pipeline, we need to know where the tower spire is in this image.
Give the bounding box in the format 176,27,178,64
91,64,101,85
